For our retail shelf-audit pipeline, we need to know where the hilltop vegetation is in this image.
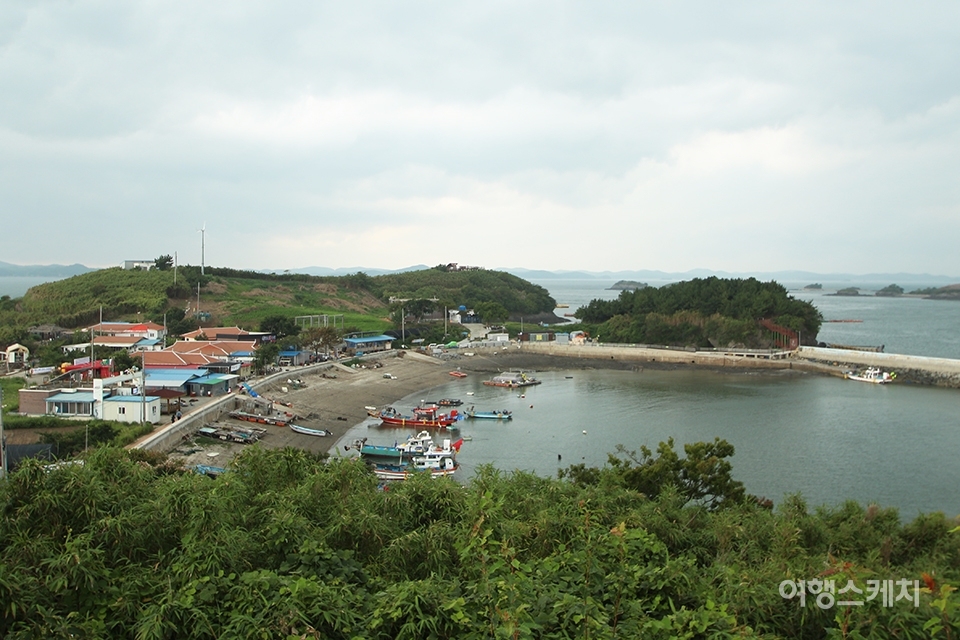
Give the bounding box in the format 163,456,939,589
575,277,822,348
0,444,956,638
0,264,555,346
371,265,555,316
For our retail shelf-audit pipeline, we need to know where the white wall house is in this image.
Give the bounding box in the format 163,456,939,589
101,395,162,424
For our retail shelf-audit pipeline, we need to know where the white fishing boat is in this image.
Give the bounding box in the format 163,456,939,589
288,423,333,437
845,367,895,384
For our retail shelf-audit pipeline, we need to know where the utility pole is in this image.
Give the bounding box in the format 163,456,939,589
0,386,6,479
199,223,206,276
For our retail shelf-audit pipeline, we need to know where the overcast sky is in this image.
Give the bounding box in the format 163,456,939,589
2,2,959,275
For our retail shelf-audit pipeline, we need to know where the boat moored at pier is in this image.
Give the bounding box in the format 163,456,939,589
845,367,895,384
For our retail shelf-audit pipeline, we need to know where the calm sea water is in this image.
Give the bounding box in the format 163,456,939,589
334,278,960,517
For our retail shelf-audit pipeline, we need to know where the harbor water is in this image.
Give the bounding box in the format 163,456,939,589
337,368,960,518
336,278,960,518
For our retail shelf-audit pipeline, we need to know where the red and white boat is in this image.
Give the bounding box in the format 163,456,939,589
374,405,461,428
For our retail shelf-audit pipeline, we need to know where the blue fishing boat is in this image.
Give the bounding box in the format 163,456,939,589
464,407,513,420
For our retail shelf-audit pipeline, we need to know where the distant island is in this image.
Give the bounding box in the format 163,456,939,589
803,283,822,290
832,287,861,296
875,284,904,297
919,284,960,301
607,280,648,291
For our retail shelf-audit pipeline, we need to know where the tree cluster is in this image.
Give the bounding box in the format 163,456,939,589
0,444,957,638
576,277,822,348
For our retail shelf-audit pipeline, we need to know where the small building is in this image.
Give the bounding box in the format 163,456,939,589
488,333,510,343
45,391,96,417
28,324,70,340
185,373,236,398
278,350,310,366
343,335,393,355
122,260,154,270
101,395,162,424
520,332,555,342
1,343,30,365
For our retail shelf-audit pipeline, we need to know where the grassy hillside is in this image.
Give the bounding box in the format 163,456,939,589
371,265,556,316
0,265,555,343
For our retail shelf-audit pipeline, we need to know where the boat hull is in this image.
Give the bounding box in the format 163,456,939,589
373,465,458,480
289,424,332,436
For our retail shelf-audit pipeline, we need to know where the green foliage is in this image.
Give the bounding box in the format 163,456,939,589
374,267,556,316
0,444,955,638
154,255,174,271
252,342,280,375
577,277,822,348
1,377,25,413
259,314,301,339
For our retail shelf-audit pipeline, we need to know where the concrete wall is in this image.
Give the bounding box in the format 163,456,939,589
795,346,960,387
520,341,791,370
18,388,58,415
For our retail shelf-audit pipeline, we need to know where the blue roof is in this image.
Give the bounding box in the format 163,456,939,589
104,395,161,403
344,335,394,345
146,368,207,378
47,392,96,403
279,350,305,356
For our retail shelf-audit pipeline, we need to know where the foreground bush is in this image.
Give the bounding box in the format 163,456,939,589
0,446,957,638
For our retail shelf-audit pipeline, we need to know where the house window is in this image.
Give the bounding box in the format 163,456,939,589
119,407,125,415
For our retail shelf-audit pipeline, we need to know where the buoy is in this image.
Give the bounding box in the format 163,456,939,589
582,430,587,435
529,405,533,408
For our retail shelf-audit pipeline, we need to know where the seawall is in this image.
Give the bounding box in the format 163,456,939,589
512,342,960,388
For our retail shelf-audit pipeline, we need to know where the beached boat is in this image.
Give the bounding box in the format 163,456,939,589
289,423,333,437
376,405,461,428
229,410,293,426
449,371,467,378
482,371,541,388
464,408,513,420
845,367,895,384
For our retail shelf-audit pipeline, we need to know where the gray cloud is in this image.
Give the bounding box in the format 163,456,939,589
2,1,959,274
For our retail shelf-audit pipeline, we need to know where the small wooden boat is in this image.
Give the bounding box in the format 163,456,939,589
289,424,333,437
229,410,292,426
425,398,463,406
465,408,513,420
449,371,467,378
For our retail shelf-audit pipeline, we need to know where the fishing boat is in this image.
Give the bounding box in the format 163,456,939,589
425,398,463,406
376,405,461,428
482,371,541,388
372,456,458,480
354,432,462,464
358,434,463,480
289,423,333,437
464,407,513,420
845,367,895,384
229,410,293,426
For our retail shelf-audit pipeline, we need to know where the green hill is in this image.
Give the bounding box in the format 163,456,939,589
0,264,555,345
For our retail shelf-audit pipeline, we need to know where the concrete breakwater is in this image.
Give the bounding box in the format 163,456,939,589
514,342,960,389
794,346,960,388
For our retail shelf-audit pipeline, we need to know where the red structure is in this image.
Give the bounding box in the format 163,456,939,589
58,359,113,380
759,319,799,350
